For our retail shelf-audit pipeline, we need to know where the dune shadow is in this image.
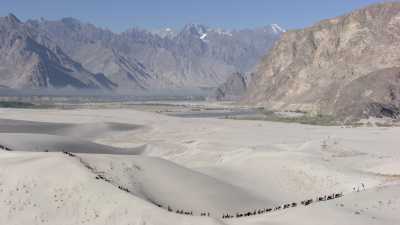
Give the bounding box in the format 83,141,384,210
0,119,145,155
0,119,142,139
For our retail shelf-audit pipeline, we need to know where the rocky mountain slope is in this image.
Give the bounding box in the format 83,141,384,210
0,14,115,90
333,67,400,120
214,72,253,101
26,18,163,91
27,19,283,91
244,2,400,120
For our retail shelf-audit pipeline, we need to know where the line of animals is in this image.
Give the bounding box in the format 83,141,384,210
0,144,12,151
62,151,131,193
95,174,112,183
153,192,343,219
62,151,75,157
61,151,345,219
62,151,95,170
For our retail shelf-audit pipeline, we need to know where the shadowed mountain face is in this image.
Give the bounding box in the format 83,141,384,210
333,68,400,120
0,14,115,90
26,19,283,91
214,72,253,101
244,3,400,119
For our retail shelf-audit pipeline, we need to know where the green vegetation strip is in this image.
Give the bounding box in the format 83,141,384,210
227,109,339,126
0,101,51,109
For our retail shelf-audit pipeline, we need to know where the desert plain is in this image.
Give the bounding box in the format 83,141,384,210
0,104,399,225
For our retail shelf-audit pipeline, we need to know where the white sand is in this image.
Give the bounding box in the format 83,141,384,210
0,133,144,154
0,152,221,225
0,118,141,139
0,107,399,225
79,154,272,215
0,118,144,154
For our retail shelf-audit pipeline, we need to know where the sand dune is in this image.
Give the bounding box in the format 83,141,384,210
0,118,141,139
229,184,400,225
0,151,223,225
79,154,273,216
0,118,144,154
0,133,144,154
0,107,399,225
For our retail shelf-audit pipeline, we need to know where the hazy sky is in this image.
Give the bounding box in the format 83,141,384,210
0,0,387,32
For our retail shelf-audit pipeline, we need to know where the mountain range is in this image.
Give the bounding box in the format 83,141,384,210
5,3,400,120
0,14,115,90
0,14,283,92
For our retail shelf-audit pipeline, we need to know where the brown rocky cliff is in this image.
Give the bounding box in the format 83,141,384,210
244,2,400,119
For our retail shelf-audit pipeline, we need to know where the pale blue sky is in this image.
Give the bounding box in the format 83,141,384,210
0,0,387,31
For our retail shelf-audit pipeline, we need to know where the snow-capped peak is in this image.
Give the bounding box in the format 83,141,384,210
151,27,177,38
181,24,210,41
200,33,208,40
212,28,233,36
271,24,286,33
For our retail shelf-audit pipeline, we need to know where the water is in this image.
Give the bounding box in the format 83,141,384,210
167,109,260,119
